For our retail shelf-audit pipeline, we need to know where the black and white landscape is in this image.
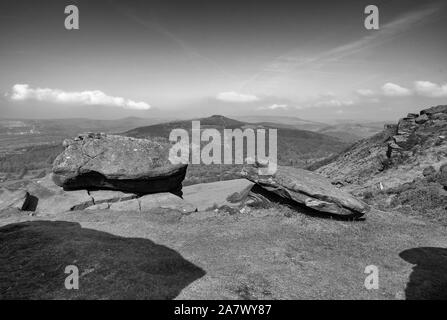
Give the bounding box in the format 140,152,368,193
0,0,446,301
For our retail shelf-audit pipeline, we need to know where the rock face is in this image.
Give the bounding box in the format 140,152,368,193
317,105,447,189
316,105,447,217
52,133,187,195
241,166,369,217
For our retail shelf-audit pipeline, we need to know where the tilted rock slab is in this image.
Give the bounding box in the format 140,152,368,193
52,133,187,195
241,166,369,217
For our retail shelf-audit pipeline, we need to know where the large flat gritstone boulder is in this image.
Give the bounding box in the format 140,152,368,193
25,181,93,214
241,166,369,217
108,193,197,214
52,133,187,195
182,179,254,211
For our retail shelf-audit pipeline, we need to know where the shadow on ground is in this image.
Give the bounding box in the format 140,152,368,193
400,247,447,300
0,221,205,299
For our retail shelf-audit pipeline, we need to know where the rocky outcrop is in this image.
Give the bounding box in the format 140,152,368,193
316,105,447,218
52,133,187,196
241,166,369,217
317,105,447,189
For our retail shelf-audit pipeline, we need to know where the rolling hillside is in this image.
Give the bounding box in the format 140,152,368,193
124,115,349,185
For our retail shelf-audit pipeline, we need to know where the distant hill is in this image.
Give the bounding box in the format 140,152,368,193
234,115,327,132
317,122,387,143
234,115,385,143
124,115,349,185
124,115,348,163
0,117,172,181
0,117,171,154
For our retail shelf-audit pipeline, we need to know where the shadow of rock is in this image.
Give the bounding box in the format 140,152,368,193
0,221,205,299
23,195,38,212
399,247,447,300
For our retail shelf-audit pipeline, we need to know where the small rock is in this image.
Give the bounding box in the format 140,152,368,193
422,166,436,177
415,114,429,124
406,113,418,119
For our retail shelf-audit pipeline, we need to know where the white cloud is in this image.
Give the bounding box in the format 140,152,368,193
356,89,375,97
381,82,412,97
9,84,151,110
414,81,447,98
258,104,288,110
216,91,259,103
314,99,354,108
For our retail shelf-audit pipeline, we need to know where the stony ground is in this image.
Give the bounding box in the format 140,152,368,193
1,205,447,300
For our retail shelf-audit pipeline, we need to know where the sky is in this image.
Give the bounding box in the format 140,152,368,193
0,0,446,121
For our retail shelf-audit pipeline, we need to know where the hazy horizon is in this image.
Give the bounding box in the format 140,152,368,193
1,0,447,122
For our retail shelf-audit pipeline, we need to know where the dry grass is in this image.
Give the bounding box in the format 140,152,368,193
0,205,446,300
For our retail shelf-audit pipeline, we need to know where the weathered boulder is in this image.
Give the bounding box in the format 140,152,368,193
52,133,187,195
415,114,429,124
241,166,369,217
422,166,436,179
397,118,417,136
